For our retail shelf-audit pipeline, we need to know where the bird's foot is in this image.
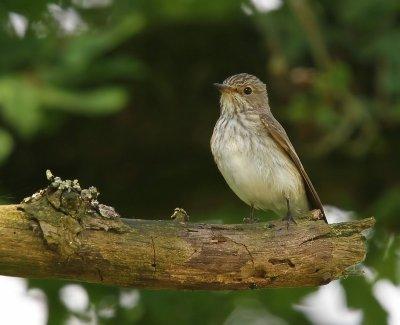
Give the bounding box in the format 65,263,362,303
282,212,297,229
243,215,260,224
244,206,259,223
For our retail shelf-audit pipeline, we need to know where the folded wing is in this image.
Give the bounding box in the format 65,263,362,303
260,114,327,222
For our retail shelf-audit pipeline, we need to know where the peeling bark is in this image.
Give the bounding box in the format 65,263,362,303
0,174,374,290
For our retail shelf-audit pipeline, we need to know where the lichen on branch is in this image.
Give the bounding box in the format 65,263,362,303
21,170,130,260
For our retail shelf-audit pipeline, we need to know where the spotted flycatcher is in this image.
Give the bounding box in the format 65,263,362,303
211,73,326,224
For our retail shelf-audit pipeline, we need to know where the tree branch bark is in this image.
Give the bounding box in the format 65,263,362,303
0,175,374,290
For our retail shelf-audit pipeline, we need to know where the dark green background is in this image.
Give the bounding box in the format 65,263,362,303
0,0,399,323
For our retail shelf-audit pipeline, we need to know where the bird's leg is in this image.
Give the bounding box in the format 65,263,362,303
250,205,258,223
243,205,259,223
282,197,297,229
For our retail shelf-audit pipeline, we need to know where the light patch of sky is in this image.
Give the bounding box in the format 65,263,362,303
361,265,378,283
324,205,355,223
295,280,363,325
60,284,89,313
119,289,141,309
48,4,87,35
250,0,283,13
0,276,47,325
373,280,400,325
8,12,28,38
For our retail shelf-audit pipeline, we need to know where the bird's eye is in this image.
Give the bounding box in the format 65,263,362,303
243,87,252,95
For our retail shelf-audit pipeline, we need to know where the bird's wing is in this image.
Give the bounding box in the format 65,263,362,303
260,114,327,222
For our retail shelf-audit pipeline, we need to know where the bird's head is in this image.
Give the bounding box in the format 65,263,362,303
214,73,269,115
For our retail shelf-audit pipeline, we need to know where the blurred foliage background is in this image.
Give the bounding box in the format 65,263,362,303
0,0,399,324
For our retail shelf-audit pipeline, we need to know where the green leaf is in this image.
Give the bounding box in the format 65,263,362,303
0,76,43,137
41,86,128,115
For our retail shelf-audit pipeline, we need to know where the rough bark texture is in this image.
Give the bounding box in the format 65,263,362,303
0,178,374,290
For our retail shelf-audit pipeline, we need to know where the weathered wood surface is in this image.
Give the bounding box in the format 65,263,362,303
0,187,374,290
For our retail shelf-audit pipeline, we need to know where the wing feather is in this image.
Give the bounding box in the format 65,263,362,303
260,114,327,222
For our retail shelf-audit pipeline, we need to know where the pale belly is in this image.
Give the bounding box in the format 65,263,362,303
212,123,309,217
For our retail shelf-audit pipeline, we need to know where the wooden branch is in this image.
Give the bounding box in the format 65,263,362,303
0,175,374,290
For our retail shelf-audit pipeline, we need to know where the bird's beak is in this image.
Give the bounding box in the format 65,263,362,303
213,83,234,93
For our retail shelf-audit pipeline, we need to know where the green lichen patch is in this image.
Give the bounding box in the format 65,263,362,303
20,170,131,260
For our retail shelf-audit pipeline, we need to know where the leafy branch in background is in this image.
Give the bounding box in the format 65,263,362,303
0,0,242,165
0,76,127,135
0,5,146,162
252,0,400,157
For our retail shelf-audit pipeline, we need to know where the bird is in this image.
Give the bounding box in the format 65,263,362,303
210,73,326,224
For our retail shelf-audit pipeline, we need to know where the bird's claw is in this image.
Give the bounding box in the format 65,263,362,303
282,213,297,229
243,216,260,224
